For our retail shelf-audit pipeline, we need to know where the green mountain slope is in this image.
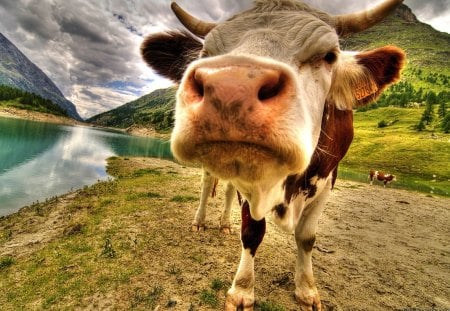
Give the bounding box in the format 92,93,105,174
88,87,176,132
0,85,69,117
341,4,450,93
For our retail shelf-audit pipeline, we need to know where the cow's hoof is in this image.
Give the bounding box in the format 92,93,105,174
295,289,322,311
225,294,254,311
191,224,206,232
220,226,232,234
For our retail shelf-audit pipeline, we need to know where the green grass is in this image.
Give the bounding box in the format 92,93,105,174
0,256,14,270
170,195,197,203
340,106,450,196
256,300,286,311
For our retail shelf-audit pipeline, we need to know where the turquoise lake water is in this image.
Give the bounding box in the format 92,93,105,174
0,117,171,216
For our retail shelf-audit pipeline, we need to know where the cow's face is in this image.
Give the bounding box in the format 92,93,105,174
142,1,405,193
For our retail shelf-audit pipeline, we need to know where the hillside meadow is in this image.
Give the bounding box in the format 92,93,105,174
340,106,450,196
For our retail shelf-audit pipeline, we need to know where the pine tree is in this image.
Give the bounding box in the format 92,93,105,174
442,113,450,133
438,102,447,118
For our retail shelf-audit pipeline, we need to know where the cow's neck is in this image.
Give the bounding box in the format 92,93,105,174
284,101,354,203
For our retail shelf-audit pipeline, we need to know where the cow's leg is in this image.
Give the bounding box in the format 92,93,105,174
226,201,265,311
294,182,332,311
192,170,215,231
220,182,236,234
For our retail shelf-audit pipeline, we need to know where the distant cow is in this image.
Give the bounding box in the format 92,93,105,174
369,169,397,187
141,0,405,309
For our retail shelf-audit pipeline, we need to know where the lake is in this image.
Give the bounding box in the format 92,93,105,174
0,116,172,216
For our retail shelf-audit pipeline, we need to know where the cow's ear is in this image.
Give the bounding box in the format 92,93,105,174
329,46,405,110
354,46,405,106
141,30,203,83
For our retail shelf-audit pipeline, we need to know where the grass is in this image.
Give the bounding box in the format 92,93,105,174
340,106,450,196
0,256,14,270
0,158,185,310
256,300,286,311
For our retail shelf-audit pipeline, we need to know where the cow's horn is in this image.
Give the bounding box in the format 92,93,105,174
334,0,403,36
171,2,216,38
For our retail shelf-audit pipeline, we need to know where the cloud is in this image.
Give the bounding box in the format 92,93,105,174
0,0,448,119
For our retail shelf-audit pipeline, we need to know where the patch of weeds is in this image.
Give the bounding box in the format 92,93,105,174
100,237,116,258
80,180,118,197
99,198,114,207
132,168,161,177
132,286,164,309
255,300,286,311
145,192,162,198
1,229,12,242
127,192,162,201
0,256,15,269
199,289,218,308
166,264,181,276
63,223,84,236
34,203,45,216
170,195,197,203
189,254,205,264
211,278,228,291
166,299,177,308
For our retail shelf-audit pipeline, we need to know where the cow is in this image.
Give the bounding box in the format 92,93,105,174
141,0,405,309
369,169,397,187
192,170,236,233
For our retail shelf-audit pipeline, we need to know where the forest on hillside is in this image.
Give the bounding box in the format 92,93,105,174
0,85,68,117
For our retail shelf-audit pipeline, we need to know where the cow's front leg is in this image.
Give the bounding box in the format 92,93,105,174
294,183,332,311
220,182,235,234
192,170,215,231
226,201,265,310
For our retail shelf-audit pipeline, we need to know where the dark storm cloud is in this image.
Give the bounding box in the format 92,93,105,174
80,88,102,101
0,0,448,118
59,15,110,44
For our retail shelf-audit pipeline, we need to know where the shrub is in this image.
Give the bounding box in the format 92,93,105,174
377,120,388,128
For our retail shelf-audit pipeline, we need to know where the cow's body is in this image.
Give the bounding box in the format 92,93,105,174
369,169,397,187
141,1,405,309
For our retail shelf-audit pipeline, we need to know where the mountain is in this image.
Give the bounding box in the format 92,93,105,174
0,33,82,120
87,87,176,132
341,4,450,93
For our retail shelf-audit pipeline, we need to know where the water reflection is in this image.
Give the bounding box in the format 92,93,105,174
0,117,65,173
0,117,171,216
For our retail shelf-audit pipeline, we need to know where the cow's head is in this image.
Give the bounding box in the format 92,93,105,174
141,0,405,210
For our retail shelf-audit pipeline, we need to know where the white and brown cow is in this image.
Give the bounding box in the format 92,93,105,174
369,169,397,187
141,0,405,309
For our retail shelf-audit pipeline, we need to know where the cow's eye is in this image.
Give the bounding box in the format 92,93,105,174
323,51,337,64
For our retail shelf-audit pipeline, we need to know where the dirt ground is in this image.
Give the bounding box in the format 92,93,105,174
1,158,449,310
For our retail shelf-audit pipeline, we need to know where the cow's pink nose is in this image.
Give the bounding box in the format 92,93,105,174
183,65,290,111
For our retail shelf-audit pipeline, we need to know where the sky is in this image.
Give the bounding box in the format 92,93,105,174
0,0,449,119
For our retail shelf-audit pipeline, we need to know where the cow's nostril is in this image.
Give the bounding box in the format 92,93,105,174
258,75,285,102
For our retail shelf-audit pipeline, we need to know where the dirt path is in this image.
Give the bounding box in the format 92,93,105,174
1,158,449,310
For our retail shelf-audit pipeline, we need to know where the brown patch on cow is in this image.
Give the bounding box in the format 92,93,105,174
241,201,266,257
234,273,254,289
355,46,405,106
284,102,353,202
141,30,203,82
300,236,316,252
211,178,219,198
273,203,287,218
